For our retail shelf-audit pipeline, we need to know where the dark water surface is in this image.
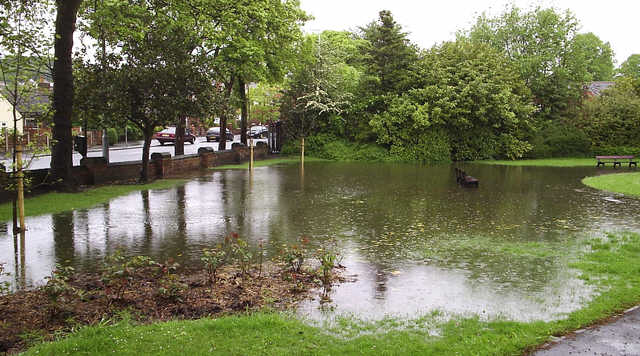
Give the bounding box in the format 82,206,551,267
1,162,639,322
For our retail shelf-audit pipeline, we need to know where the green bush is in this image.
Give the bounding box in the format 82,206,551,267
528,122,592,158
592,146,640,156
282,134,392,162
107,128,118,146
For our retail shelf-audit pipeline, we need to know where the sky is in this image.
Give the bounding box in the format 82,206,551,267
299,0,638,66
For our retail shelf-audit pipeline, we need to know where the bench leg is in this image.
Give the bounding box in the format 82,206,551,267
630,162,637,168
614,162,621,169
597,162,605,168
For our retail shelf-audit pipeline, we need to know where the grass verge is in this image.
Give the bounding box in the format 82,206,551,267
477,158,596,167
582,172,640,198
0,179,185,222
23,232,640,355
212,156,328,170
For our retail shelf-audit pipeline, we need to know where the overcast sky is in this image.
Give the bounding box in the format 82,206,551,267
299,0,638,66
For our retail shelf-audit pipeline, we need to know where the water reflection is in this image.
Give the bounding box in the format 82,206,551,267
0,163,639,322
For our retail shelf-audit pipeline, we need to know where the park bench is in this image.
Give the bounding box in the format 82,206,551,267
595,155,637,168
455,168,479,187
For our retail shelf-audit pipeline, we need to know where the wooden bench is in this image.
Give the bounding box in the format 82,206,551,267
455,168,479,187
595,155,637,168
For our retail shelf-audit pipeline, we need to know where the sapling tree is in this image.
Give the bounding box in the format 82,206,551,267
0,0,54,232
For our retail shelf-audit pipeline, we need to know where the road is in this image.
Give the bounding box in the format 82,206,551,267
1,136,268,171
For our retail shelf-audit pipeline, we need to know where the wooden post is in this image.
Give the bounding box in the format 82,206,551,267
249,137,254,171
301,136,305,166
15,143,25,233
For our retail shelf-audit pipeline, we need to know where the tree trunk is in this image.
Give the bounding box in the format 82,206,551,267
51,0,82,189
140,127,153,182
218,81,234,151
238,78,248,145
218,114,227,151
175,116,185,156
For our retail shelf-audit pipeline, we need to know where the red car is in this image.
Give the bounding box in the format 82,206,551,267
154,127,196,145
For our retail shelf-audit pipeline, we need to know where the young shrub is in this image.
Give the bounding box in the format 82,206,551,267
0,262,10,296
156,259,186,302
280,237,310,274
201,247,227,284
43,264,76,317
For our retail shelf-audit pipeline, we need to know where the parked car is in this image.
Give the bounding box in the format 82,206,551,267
153,127,196,145
247,125,268,139
206,127,234,142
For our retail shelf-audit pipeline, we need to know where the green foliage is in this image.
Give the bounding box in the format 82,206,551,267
43,264,77,313
358,10,418,96
529,121,592,158
466,5,592,121
617,54,640,80
0,262,10,295
370,40,535,161
101,251,157,301
315,244,340,288
580,77,640,150
201,248,227,284
106,128,118,145
570,33,615,82
156,259,185,302
281,134,392,162
280,237,310,274
280,33,354,141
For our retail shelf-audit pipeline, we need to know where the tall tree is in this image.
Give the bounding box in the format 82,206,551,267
51,0,82,189
79,0,215,181
618,54,640,80
0,0,53,232
370,40,535,161
353,10,418,142
211,0,308,150
358,10,418,96
280,34,352,161
467,5,588,121
570,33,615,82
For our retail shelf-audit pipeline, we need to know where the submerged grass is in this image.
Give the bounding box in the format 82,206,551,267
0,179,185,222
212,156,328,170
23,232,640,355
582,172,640,198
478,158,595,167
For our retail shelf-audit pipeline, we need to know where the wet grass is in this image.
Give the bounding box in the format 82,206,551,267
582,172,640,197
23,232,640,355
0,179,186,222
478,158,595,167
212,156,328,170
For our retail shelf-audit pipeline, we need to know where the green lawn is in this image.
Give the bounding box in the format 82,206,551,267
23,232,640,355
0,179,186,222
212,156,328,170
477,158,596,167
583,172,640,197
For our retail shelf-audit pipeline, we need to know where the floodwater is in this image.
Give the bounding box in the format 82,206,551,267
1,162,639,323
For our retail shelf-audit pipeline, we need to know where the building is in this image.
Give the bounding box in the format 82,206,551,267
0,94,23,134
584,81,615,97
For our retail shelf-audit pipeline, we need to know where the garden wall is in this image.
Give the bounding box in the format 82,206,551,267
0,143,270,203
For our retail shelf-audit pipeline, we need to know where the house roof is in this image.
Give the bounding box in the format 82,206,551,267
586,81,615,96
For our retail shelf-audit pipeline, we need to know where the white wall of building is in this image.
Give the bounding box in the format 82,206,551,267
0,95,23,134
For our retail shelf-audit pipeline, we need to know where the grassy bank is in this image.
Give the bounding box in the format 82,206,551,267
0,179,185,222
583,172,640,197
477,158,595,167
24,232,640,355
212,156,328,170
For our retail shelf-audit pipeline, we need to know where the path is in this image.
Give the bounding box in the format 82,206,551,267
534,306,640,355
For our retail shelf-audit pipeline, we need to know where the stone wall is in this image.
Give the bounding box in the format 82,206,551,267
0,143,271,203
